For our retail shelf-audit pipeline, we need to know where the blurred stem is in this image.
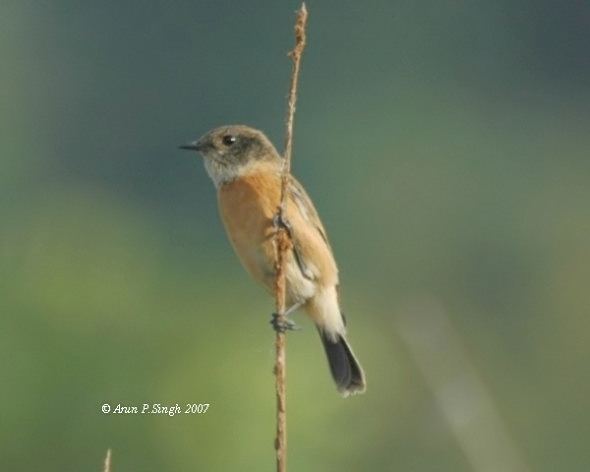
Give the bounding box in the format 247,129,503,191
396,298,531,472
103,449,112,472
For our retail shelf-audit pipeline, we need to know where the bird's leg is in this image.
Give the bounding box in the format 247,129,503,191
270,314,298,333
273,211,293,239
271,210,297,333
284,302,303,317
270,302,303,333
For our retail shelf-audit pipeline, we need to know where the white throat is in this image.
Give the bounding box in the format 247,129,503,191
203,157,280,188
203,158,240,188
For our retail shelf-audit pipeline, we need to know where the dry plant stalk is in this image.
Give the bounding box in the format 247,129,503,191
273,3,308,472
103,449,112,472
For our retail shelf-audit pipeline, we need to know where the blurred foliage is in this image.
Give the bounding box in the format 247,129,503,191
1,1,589,470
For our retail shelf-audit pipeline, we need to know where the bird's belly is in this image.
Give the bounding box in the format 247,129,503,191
217,175,316,305
284,256,316,304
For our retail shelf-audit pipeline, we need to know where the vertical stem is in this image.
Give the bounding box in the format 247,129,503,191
273,4,308,472
280,2,308,212
103,449,112,472
274,223,291,472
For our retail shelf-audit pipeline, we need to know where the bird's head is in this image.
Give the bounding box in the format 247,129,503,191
180,125,281,187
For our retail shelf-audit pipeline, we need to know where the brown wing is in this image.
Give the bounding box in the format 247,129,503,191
285,176,339,287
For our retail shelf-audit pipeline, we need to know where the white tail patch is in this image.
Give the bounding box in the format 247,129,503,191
306,285,345,341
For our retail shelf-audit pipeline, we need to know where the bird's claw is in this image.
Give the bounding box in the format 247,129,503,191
273,212,293,237
270,313,300,333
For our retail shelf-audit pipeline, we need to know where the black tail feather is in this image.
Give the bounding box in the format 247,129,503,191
319,330,366,396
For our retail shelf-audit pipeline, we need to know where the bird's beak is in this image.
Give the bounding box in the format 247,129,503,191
178,140,202,151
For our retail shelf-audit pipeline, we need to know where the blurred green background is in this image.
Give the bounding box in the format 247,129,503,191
1,1,589,470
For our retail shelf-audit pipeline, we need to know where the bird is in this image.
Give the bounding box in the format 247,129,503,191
180,125,365,396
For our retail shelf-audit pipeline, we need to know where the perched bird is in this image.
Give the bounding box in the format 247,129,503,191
180,125,365,396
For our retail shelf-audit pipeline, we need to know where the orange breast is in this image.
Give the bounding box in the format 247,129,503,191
217,172,281,290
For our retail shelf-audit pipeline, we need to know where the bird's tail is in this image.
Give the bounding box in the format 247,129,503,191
318,329,366,396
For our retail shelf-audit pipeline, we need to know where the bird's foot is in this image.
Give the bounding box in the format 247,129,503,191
270,313,300,333
273,212,293,237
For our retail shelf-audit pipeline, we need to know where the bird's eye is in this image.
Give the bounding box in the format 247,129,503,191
222,135,237,146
